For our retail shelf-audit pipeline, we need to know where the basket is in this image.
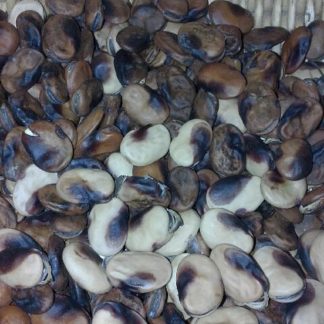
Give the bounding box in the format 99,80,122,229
230,0,324,30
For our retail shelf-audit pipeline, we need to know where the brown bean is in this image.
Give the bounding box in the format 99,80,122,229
102,0,130,24
157,65,196,121
41,61,69,105
243,50,282,89
275,138,313,180
156,0,189,22
198,62,246,99
38,184,89,216
3,127,32,181
75,125,123,159
16,10,43,50
244,26,289,52
42,15,81,63
46,0,85,16
208,0,254,34
281,26,312,74
307,20,324,60
114,49,148,86
191,89,218,127
168,167,199,212
215,24,242,56
154,31,193,66
85,0,104,31
8,91,44,126
178,22,225,63
71,78,103,117
0,305,31,324
0,282,12,307
0,21,19,56
130,0,166,33
263,211,298,251
12,284,54,314
65,60,92,97
1,48,44,94
117,25,151,53
22,120,73,172
209,123,246,177
277,98,323,140
239,82,280,135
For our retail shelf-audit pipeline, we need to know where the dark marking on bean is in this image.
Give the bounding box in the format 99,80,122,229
218,212,250,234
224,247,269,290
177,267,196,302
106,205,129,242
122,272,156,291
208,175,250,204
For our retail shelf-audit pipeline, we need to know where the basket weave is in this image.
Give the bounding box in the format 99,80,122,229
226,0,324,29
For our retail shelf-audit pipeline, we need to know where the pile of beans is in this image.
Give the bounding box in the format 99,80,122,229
0,0,323,323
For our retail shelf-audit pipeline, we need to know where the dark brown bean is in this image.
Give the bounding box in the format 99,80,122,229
277,98,323,140
215,24,242,56
22,121,73,172
12,284,54,314
263,211,299,251
157,65,196,121
0,305,31,324
38,184,89,216
281,26,312,74
8,91,44,127
42,15,81,63
178,22,225,63
71,78,103,117
154,31,194,66
208,0,254,34
244,26,289,51
1,48,44,94
168,167,199,212
102,0,130,24
30,294,89,324
45,0,85,17
65,60,92,97
85,0,104,31
0,21,19,56
156,0,189,22
191,89,218,127
130,0,166,33
16,11,43,50
74,125,123,159
209,123,245,177
307,20,324,60
117,25,151,53
198,62,246,99
76,27,95,62
239,82,280,135
114,49,148,86
275,138,313,180
243,50,282,89
41,61,69,105
3,127,32,181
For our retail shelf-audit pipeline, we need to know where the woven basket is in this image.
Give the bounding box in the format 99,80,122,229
227,0,324,30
